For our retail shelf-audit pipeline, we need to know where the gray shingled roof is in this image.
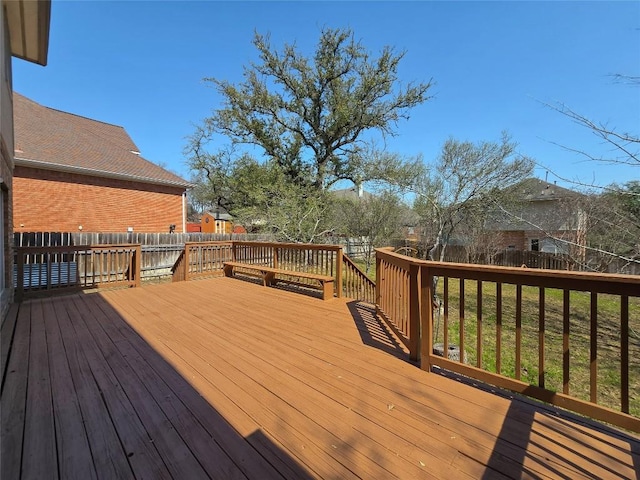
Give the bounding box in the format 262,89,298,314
13,93,190,188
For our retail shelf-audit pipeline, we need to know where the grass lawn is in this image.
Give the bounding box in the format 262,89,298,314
432,278,640,416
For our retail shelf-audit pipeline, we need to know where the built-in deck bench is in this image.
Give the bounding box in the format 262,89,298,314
222,261,335,300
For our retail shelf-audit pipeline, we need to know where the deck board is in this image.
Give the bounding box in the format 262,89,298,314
1,302,31,480
22,299,57,480
45,298,97,480
62,295,174,479
2,277,639,479
53,295,133,480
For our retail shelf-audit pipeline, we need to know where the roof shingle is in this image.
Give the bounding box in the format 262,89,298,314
14,93,190,188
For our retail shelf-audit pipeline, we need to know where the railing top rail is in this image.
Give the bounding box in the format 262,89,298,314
376,248,640,284
376,248,640,296
184,241,234,247
234,241,342,251
343,254,375,282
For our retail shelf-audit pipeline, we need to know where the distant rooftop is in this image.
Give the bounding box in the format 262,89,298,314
509,177,579,201
331,185,374,201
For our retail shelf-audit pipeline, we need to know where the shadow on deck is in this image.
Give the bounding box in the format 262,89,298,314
2,277,639,479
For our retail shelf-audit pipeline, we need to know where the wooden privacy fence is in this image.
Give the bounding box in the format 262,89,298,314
171,241,376,303
14,244,141,301
375,247,640,432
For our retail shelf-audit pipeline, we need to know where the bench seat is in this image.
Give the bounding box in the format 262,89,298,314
222,261,335,300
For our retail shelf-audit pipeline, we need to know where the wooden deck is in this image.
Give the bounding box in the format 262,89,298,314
2,277,638,479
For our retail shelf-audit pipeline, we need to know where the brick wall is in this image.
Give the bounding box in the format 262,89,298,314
495,229,581,252
14,166,186,233
496,231,525,250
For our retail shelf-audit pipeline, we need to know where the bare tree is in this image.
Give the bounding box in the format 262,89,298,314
409,133,534,261
522,78,640,272
334,190,404,273
541,100,639,167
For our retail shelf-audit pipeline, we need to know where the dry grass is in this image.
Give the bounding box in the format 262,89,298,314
433,279,640,416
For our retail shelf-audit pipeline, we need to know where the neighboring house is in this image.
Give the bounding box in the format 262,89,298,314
13,92,191,233
485,178,586,256
332,184,373,202
1,0,51,314
201,208,233,234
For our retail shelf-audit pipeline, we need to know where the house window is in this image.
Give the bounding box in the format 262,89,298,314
530,239,539,251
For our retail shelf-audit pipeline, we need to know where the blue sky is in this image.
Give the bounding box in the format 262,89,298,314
14,1,640,190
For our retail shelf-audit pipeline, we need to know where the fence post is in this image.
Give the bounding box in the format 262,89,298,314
420,264,433,372
409,263,420,362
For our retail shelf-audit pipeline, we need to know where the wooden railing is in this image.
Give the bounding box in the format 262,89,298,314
171,241,377,302
172,241,376,302
342,255,375,304
15,244,141,301
375,248,420,361
375,247,640,432
171,242,234,282
234,241,341,280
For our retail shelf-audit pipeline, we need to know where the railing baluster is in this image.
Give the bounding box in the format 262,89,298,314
590,292,598,404
563,289,570,395
477,280,482,368
516,284,522,381
496,283,502,375
621,295,629,414
539,287,545,389
459,278,465,363
443,277,449,357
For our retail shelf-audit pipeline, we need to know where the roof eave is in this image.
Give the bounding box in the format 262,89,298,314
15,157,193,189
5,0,51,66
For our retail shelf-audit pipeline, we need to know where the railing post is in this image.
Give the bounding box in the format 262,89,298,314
409,263,420,362
134,245,142,287
375,253,381,308
336,247,343,298
420,264,433,372
184,243,190,282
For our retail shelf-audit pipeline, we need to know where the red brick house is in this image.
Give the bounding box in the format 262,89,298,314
13,93,191,234
486,178,587,257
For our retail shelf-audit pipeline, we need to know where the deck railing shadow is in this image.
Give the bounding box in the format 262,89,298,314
0,293,315,479
347,301,411,362
433,368,640,478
